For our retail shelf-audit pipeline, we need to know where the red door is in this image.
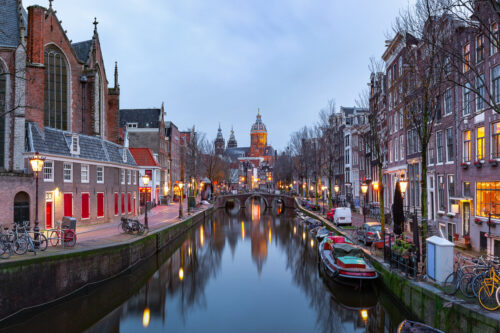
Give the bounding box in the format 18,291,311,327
82,193,90,219
64,193,73,217
97,193,104,217
45,202,53,229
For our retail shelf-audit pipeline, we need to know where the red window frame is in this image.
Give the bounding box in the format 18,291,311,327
63,193,73,217
82,193,90,219
114,192,119,215
127,193,131,213
121,193,125,214
97,192,104,218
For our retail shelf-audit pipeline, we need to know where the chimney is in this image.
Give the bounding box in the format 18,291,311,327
27,6,46,65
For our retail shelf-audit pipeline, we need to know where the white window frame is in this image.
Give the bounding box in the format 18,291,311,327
436,131,444,164
444,89,452,115
96,166,104,184
400,135,404,161
133,171,137,185
63,162,72,183
121,169,125,185
447,175,455,213
71,135,80,155
446,127,454,163
127,170,131,185
43,160,54,182
81,164,89,183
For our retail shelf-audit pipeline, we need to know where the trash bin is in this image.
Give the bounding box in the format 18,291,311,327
426,235,455,284
62,216,77,230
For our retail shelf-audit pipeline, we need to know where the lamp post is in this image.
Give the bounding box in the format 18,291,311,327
361,183,368,224
399,176,408,233
321,186,327,215
179,183,184,218
334,184,339,207
187,182,192,215
142,174,150,228
29,152,45,248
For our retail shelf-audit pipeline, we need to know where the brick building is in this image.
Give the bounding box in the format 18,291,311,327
0,1,138,227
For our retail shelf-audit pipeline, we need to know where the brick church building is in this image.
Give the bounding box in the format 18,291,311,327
0,1,139,228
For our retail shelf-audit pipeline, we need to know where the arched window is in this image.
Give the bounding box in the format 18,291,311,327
0,65,6,169
44,46,68,130
14,191,30,226
94,69,103,135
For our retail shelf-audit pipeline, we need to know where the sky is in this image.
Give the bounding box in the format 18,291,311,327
24,0,410,150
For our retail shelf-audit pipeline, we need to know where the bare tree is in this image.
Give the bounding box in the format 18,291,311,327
318,99,336,209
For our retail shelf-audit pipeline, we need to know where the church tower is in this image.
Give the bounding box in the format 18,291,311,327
227,126,237,148
249,109,267,157
214,124,225,155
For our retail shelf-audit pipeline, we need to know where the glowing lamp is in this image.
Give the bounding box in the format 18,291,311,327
361,183,368,194
334,185,340,193
360,309,368,321
29,152,45,172
399,179,408,195
179,267,184,281
372,182,379,192
142,307,151,327
142,174,150,186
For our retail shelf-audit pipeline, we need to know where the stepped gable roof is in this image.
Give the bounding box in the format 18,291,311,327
129,148,160,167
119,109,161,128
251,109,267,133
0,0,27,47
26,122,137,167
72,40,92,63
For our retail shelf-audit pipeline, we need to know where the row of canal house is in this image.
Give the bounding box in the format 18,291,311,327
0,1,173,229
359,5,500,254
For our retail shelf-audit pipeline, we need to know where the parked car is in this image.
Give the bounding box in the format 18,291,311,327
333,207,351,226
356,222,382,245
327,208,336,221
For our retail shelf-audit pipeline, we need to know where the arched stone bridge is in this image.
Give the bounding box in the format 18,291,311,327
215,192,296,209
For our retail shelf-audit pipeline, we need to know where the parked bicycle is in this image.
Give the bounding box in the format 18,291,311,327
15,221,48,255
442,252,478,298
118,217,148,235
47,221,77,248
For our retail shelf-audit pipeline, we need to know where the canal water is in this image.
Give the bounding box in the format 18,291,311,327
1,200,412,333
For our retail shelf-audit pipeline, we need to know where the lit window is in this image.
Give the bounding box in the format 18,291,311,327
63,163,72,182
43,161,54,182
96,166,104,183
463,131,471,162
477,126,485,160
476,182,500,217
492,122,500,159
464,43,470,72
476,35,485,63
491,23,498,55
81,164,89,183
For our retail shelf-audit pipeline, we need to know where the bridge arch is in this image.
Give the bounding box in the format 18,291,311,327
224,197,241,210
244,194,269,208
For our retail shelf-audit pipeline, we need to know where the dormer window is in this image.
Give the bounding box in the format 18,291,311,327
71,135,80,155
127,122,138,128
122,149,127,163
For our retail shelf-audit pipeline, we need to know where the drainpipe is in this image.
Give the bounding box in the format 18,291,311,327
80,75,88,133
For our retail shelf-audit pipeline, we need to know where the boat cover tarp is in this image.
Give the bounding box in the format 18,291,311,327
333,243,364,257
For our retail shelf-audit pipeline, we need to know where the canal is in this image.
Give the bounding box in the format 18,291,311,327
1,200,412,333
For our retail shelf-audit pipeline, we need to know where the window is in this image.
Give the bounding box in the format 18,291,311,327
127,122,138,128
407,130,413,154
63,163,72,182
353,151,358,165
476,35,485,62
491,23,498,55
94,70,103,135
96,166,104,183
121,169,125,184
399,56,403,76
399,110,403,130
0,67,5,169
428,136,435,165
464,43,470,72
477,126,485,160
492,122,500,159
437,131,444,163
97,193,104,218
476,182,500,217
463,83,471,116
389,116,393,134
44,46,68,130
127,170,131,185
345,149,350,164
345,135,350,147
121,193,125,214
444,89,452,115
463,130,471,162
463,182,471,197
71,135,79,155
81,193,90,219
444,56,451,74
400,135,404,160
447,175,455,212
492,65,500,103
389,140,392,163
122,149,127,163
438,176,445,212
128,193,132,214
476,75,485,111
81,164,89,183
43,161,54,182
114,192,119,216
394,138,398,162
63,193,73,217
446,128,454,162
133,170,137,185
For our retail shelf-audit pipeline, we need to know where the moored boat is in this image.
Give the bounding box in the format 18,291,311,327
318,236,378,286
397,320,444,333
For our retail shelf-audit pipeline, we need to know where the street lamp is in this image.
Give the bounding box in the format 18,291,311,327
29,152,45,247
361,183,368,224
187,183,192,215
334,184,339,207
178,183,184,218
142,174,150,229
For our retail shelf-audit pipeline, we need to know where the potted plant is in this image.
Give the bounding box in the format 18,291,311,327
453,233,459,241
461,162,469,169
464,234,471,246
489,159,498,166
487,220,497,228
474,217,483,225
474,160,484,168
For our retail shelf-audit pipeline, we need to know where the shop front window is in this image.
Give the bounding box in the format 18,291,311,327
476,182,500,218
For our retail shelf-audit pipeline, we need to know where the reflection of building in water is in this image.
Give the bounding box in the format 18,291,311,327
250,202,269,274
251,201,261,221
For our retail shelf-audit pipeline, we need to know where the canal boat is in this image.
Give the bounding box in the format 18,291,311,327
318,236,378,286
397,320,444,333
315,227,334,242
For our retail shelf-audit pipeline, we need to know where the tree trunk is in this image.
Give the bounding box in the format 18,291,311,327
378,164,385,240
420,142,428,272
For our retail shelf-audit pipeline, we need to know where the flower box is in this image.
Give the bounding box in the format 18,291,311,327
461,162,469,169
446,212,455,218
489,159,498,166
487,221,497,228
474,218,483,225
474,160,485,168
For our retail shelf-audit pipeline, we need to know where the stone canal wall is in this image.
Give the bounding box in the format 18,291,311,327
0,207,213,321
295,199,500,333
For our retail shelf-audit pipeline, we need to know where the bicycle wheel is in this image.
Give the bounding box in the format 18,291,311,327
49,230,60,246
443,271,459,295
472,272,486,298
38,233,48,251
0,237,12,259
14,238,28,255
479,284,500,311
63,230,76,248
459,272,475,298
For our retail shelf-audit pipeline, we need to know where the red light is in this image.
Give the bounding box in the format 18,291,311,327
367,232,374,236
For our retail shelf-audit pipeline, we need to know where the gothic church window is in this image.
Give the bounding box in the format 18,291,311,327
44,46,68,130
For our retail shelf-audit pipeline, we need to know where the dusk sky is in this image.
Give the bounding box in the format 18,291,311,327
24,0,409,150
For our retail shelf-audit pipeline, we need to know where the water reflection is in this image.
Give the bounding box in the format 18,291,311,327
0,200,410,333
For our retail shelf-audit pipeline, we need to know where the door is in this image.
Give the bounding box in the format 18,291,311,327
13,192,30,226
430,192,435,221
447,223,456,242
480,231,487,252
64,193,73,217
45,192,54,229
462,202,471,235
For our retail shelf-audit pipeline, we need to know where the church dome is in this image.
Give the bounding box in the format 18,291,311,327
251,110,267,133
